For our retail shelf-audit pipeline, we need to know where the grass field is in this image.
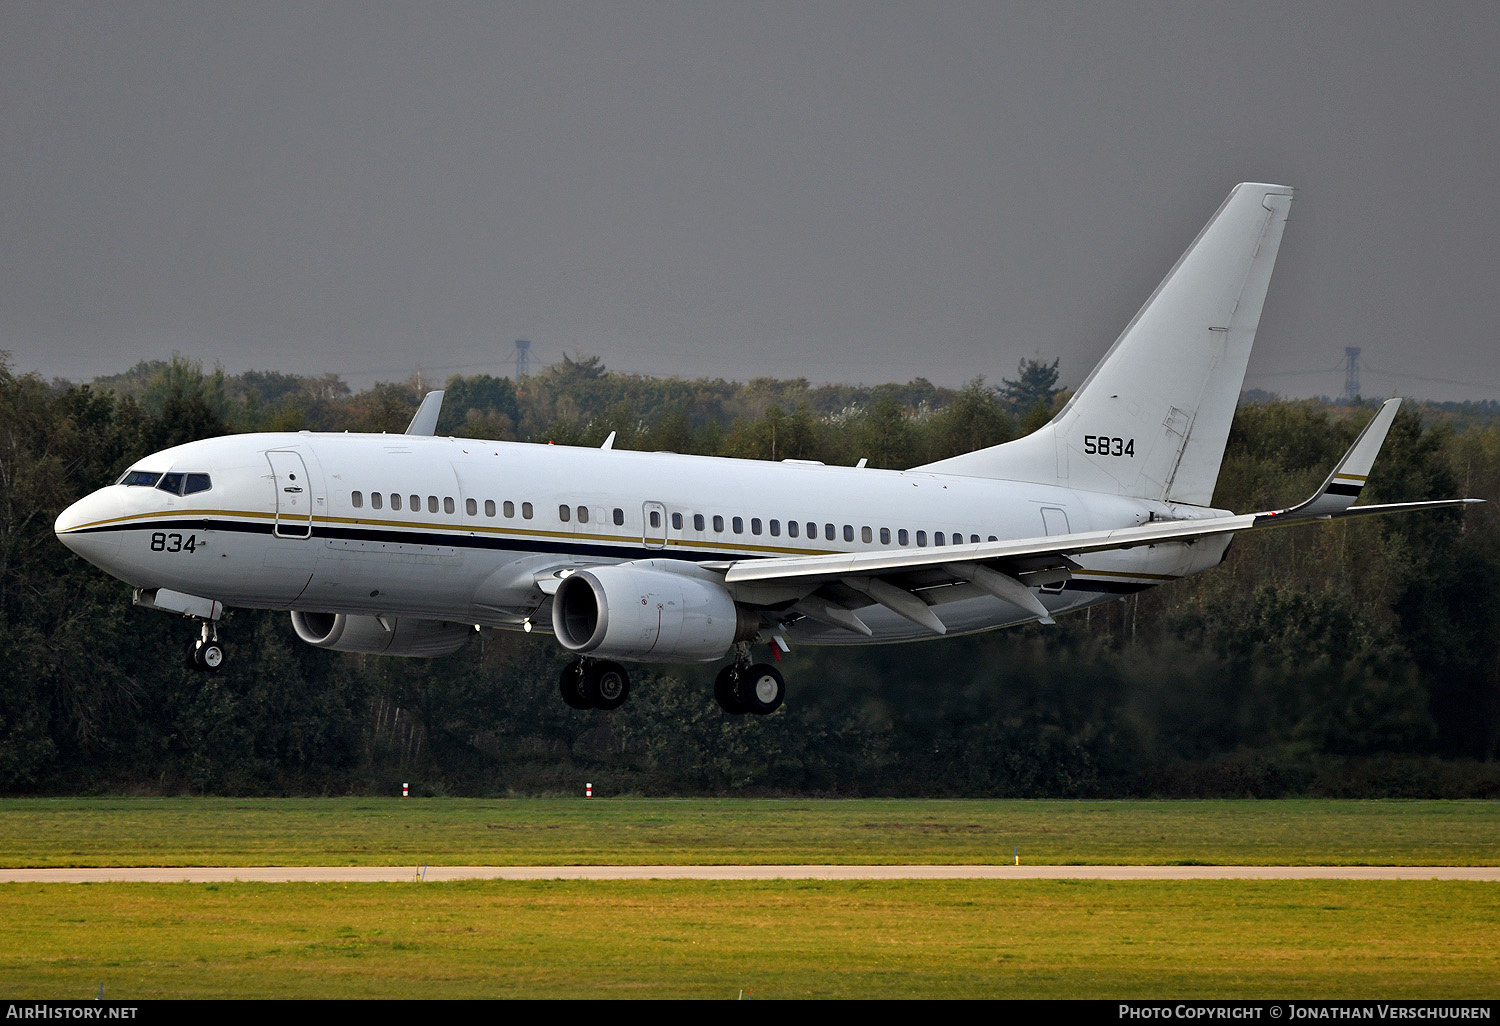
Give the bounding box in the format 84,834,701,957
2,798,1497,999
2,797,1496,867
2,879,1497,999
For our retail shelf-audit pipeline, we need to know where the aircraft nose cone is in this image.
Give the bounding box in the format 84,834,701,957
55,489,123,563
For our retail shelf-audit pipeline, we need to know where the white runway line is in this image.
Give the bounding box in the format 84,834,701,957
1,865,1498,883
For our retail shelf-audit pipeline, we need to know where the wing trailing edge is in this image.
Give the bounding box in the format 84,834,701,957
722,401,1480,590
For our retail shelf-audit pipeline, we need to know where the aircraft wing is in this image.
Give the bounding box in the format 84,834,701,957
717,399,1480,634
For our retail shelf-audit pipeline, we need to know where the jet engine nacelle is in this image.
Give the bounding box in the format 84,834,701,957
290,611,471,657
551,564,758,662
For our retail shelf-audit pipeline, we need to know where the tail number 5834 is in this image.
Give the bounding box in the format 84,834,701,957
1083,435,1135,457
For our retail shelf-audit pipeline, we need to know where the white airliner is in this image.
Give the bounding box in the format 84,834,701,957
55,183,1477,715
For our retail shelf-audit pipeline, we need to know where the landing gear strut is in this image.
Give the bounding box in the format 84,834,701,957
559,657,631,710
188,621,225,673
713,658,785,716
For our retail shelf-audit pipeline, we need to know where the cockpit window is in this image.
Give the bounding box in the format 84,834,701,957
129,471,213,496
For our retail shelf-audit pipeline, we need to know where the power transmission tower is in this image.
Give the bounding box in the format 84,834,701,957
515,339,532,380
1343,347,1361,401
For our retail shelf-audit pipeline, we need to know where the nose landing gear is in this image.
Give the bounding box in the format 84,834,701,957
188,621,225,673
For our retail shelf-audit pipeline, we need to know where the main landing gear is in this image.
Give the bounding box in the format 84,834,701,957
713,660,786,716
187,621,225,673
555,646,788,716
559,657,631,711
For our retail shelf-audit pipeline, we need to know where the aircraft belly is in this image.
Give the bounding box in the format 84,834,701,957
296,537,481,618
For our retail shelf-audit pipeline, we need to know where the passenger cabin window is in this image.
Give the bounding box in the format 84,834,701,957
559,505,571,523
670,512,681,530
445,497,455,514
713,515,724,532
862,527,872,543
769,519,780,537
409,494,420,512
428,496,439,513
899,529,909,545
466,498,477,516
522,502,533,519
503,500,514,518
484,500,496,517
618,509,629,527
879,528,890,544
371,493,383,510
751,518,762,535
824,524,835,541
352,491,364,509
732,517,743,534
843,525,854,542
391,494,402,511
934,532,945,546
649,510,661,528
807,522,817,539
788,521,799,538
693,513,705,531
916,531,927,547
576,506,588,524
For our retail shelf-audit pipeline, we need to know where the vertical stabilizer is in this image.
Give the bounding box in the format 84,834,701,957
916,183,1294,506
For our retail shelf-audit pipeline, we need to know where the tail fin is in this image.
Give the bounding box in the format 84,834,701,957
916,182,1295,506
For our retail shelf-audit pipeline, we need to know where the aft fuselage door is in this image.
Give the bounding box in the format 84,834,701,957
643,501,667,549
267,451,313,538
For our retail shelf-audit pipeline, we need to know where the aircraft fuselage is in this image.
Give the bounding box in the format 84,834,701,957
55,430,1231,648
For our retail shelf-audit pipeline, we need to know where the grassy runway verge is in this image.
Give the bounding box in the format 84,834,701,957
2,879,1497,999
3,797,1496,867
3,799,1496,999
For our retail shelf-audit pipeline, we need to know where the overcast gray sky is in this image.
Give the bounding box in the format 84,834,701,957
3,1,1497,399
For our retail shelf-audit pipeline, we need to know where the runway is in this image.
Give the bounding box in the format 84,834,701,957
3,865,1497,883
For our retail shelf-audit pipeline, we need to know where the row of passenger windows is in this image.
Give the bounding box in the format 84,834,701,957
350,491,535,520
351,491,993,549
662,512,997,548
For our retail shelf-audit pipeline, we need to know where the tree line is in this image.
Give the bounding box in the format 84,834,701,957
2,352,1497,796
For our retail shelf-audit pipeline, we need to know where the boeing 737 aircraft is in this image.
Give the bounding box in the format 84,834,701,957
54,183,1477,715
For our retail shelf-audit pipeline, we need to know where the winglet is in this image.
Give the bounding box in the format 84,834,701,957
406,391,445,435
1281,399,1402,518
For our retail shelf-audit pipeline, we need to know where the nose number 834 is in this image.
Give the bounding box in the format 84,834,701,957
1083,435,1135,457
149,532,199,553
